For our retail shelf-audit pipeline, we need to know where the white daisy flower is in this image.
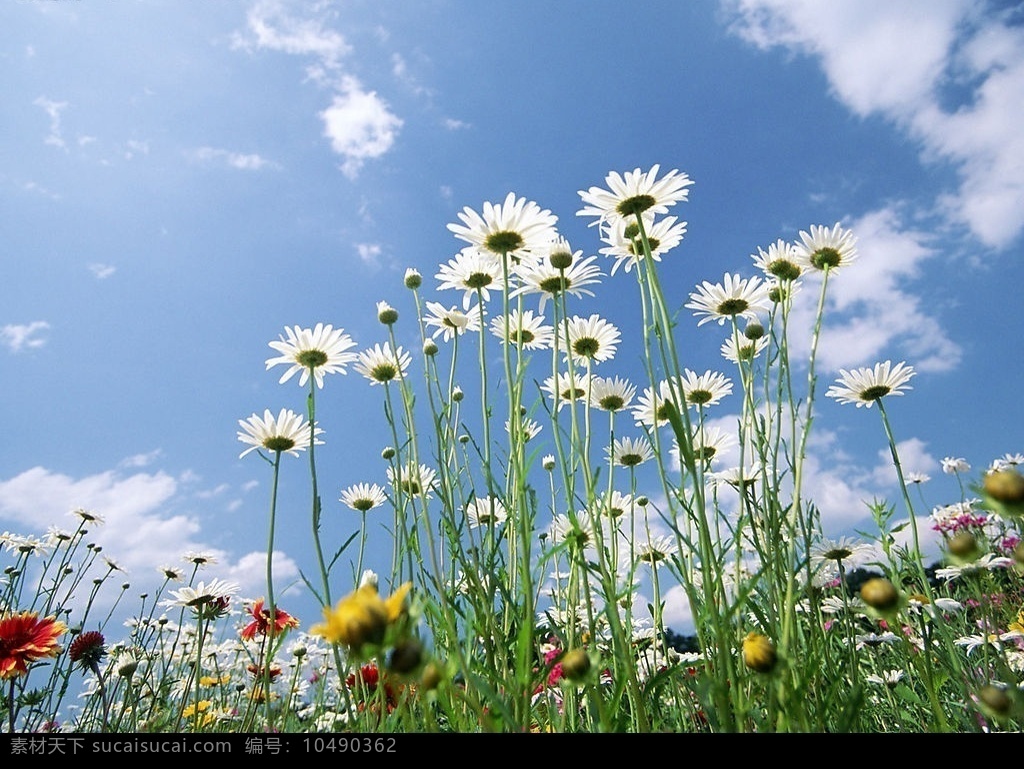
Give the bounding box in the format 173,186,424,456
510,246,603,313
563,314,620,365
237,408,322,458
598,213,688,275
353,342,411,385
265,323,358,389
608,436,654,468
825,360,915,408
435,247,504,310
589,375,636,413
752,238,803,282
577,165,694,226
489,309,554,350
465,496,508,528
423,301,482,342
680,368,733,408
794,223,858,273
686,273,771,327
447,192,558,258
340,482,388,513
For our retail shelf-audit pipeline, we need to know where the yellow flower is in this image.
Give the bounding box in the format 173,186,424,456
310,582,413,654
742,632,777,674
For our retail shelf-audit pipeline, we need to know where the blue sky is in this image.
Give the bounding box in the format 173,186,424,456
2,0,1022,634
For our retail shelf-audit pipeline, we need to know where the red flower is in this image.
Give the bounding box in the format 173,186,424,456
240,599,299,640
0,612,67,680
346,663,401,713
68,630,107,671
247,663,283,681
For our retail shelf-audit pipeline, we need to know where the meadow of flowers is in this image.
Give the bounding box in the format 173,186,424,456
3,165,1023,734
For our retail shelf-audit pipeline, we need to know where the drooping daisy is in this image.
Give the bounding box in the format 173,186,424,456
465,496,508,528
510,248,603,312
752,238,803,282
238,408,323,459
340,482,388,513
547,513,596,552
422,301,482,342
906,471,931,485
353,343,411,386
991,453,1024,471
506,417,542,442
387,463,437,498
563,314,620,365
435,247,504,310
825,360,915,408
447,192,558,259
942,457,971,474
541,371,592,410
577,165,694,226
266,323,358,389
182,550,218,568
637,535,679,565
598,213,688,275
157,565,185,582
794,223,858,273
709,463,762,490
686,273,771,327
589,375,636,413
809,536,878,579
166,579,240,610
680,369,733,409
71,508,105,525
721,335,769,364
608,436,655,468
592,490,638,520
489,308,554,351
673,426,736,465
631,378,684,429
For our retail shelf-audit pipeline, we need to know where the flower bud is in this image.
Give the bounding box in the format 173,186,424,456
381,446,396,460
560,648,591,681
986,468,1024,501
744,322,765,341
376,301,399,325
404,268,422,289
549,249,573,270
388,638,424,676
860,577,900,612
947,531,979,561
742,632,777,673
423,340,438,356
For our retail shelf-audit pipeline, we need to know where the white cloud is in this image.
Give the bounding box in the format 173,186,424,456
119,449,163,468
226,550,302,599
871,437,937,486
355,242,382,266
2,321,50,352
0,466,290,603
88,263,116,279
33,96,68,150
321,78,403,178
724,0,1024,249
187,146,277,170
232,0,351,69
443,118,470,130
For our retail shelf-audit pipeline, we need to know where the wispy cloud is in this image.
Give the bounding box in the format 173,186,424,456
33,96,68,151
89,263,116,279
724,0,1024,250
355,242,382,267
186,146,278,170
231,0,351,76
1,321,50,352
